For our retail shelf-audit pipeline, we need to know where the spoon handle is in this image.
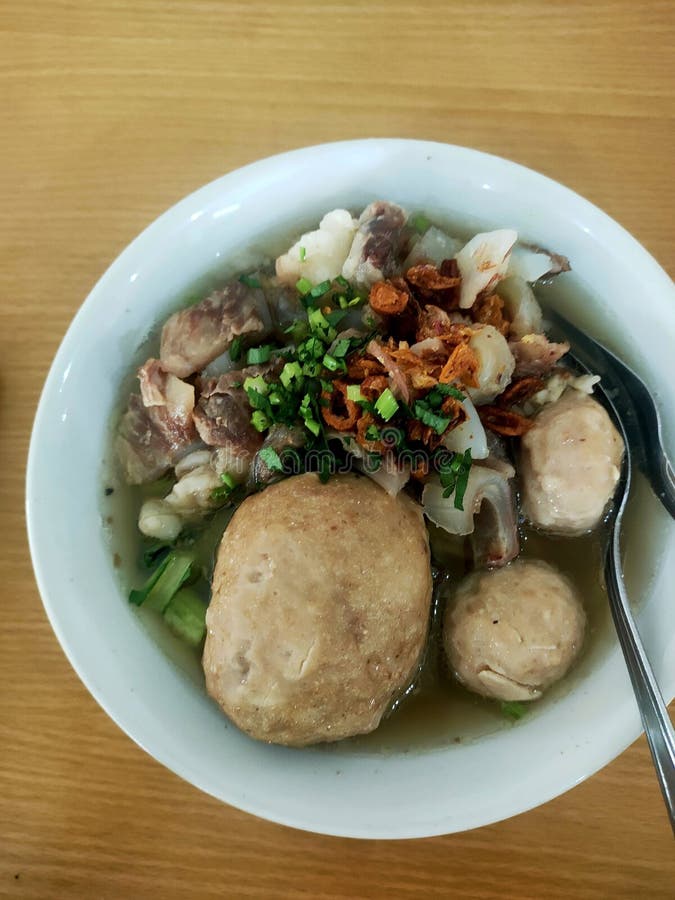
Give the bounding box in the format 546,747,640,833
605,533,675,835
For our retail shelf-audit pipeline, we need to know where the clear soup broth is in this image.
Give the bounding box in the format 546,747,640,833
102,212,662,754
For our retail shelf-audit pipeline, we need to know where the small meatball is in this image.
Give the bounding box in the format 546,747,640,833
342,201,408,287
275,209,358,287
160,282,271,378
203,473,432,746
444,560,586,701
520,390,624,534
466,325,515,405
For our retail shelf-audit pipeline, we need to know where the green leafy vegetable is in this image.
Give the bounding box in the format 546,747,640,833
163,587,207,647
142,540,172,568
501,701,528,721
129,550,194,613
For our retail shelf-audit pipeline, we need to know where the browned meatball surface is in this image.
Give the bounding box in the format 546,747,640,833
203,473,433,746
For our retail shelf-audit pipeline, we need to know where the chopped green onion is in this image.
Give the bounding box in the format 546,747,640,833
325,309,348,328
246,345,273,365
239,273,261,289
299,246,307,262
365,424,381,441
411,213,431,234
283,320,309,343
331,338,351,358
322,354,343,372
298,335,325,360
339,294,363,309
335,275,350,288
296,276,313,296
229,336,243,362
319,378,334,393
304,418,321,436
163,587,207,647
243,374,269,396
375,388,399,421
258,446,284,472
280,361,303,389
251,410,269,432
220,472,236,490
346,384,365,402
501,701,527,721
308,307,331,334
302,361,321,377
309,279,332,299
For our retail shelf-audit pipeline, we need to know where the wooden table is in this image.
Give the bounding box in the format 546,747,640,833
2,1,674,896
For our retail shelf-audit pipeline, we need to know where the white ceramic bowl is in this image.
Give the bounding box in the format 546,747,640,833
27,140,675,838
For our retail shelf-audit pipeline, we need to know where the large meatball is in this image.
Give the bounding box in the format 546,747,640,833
203,473,433,746
443,560,586,701
520,389,624,534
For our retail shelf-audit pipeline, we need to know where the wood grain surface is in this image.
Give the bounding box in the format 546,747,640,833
2,1,674,897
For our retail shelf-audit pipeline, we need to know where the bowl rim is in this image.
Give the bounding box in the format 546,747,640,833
26,138,675,838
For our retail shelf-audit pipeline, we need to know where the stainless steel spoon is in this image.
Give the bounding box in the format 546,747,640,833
547,308,675,834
